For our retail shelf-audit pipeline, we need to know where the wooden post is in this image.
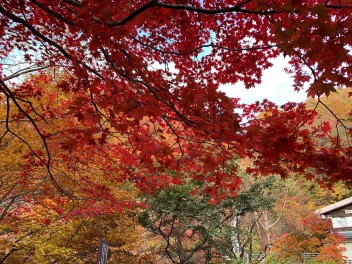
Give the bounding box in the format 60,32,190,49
97,238,109,264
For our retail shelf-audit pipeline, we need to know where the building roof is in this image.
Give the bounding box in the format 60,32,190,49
315,197,352,215
339,231,352,239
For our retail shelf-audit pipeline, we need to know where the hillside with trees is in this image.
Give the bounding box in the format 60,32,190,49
1,0,352,263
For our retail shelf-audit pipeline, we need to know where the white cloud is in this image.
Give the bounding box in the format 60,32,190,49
219,56,307,105
148,55,307,106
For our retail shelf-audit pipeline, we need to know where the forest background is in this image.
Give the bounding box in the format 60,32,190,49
1,0,352,263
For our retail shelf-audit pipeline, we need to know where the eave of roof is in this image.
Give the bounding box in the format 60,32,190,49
315,197,352,215
338,231,352,239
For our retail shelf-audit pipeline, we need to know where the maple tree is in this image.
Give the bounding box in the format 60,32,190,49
305,87,352,149
0,73,128,216
271,214,345,263
0,75,159,263
0,77,347,263
1,1,352,215
0,189,156,264
0,136,155,264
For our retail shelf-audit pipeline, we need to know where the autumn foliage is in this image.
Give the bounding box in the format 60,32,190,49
0,0,351,202
0,0,351,262
272,215,345,263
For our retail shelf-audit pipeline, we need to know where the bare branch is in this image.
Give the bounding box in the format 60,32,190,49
2,64,51,81
0,80,71,197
